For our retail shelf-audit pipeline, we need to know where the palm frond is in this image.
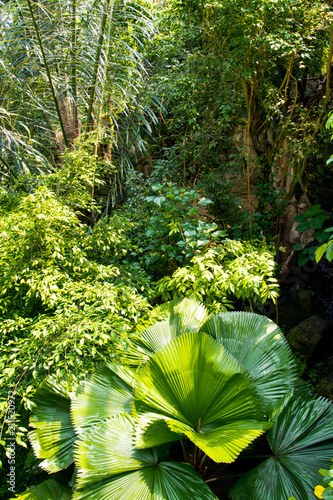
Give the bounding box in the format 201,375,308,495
201,312,298,406
73,412,218,500
123,298,209,366
134,331,270,463
10,479,72,500
70,363,134,434
230,392,333,500
28,377,76,473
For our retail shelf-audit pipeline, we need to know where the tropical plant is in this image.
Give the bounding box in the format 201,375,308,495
148,0,333,209
15,299,333,499
293,204,331,266
0,186,153,454
0,0,156,199
157,240,279,312
137,182,224,277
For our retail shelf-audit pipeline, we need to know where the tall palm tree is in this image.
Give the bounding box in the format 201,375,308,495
0,0,156,199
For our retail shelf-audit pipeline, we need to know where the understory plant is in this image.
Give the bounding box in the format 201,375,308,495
314,459,333,499
0,187,153,450
14,299,333,500
125,181,224,278
293,205,331,266
157,240,279,312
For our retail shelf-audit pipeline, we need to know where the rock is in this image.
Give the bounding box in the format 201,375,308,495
287,316,329,360
289,289,316,318
317,374,333,400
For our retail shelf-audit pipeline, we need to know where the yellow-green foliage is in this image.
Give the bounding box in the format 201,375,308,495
157,240,279,312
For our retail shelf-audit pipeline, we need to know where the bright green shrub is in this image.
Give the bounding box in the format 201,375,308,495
157,240,279,312
0,187,153,449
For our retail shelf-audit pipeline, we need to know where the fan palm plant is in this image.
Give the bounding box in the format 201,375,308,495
0,0,156,201
17,299,333,499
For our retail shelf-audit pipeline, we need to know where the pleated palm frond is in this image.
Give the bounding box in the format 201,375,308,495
10,479,72,500
122,298,209,366
133,331,271,463
201,312,298,407
28,377,77,473
29,364,136,472
230,391,333,500
73,412,218,500
70,363,134,434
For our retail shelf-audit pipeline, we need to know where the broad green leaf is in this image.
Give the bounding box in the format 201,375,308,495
153,298,208,337
315,244,328,262
10,479,72,500
29,377,76,473
304,205,323,218
323,489,333,499
123,298,208,365
312,215,329,229
134,331,269,463
326,243,333,262
73,413,218,500
201,312,297,406
71,364,134,434
230,392,333,500
297,221,311,232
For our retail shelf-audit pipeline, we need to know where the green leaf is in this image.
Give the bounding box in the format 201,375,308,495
230,392,333,500
29,377,76,473
312,215,329,229
124,298,208,365
201,312,297,407
326,243,333,262
73,413,218,500
11,479,72,500
304,205,323,218
297,221,311,232
71,364,134,434
298,253,310,267
134,331,269,463
315,244,328,263
323,489,333,499
315,229,329,243
154,196,166,207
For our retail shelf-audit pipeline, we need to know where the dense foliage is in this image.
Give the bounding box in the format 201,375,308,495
1,0,333,498
14,300,333,500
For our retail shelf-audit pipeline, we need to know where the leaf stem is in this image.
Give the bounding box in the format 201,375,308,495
26,0,69,148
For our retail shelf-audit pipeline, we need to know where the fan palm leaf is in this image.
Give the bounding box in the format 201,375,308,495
73,412,218,500
29,364,135,472
201,312,298,406
70,363,134,434
230,391,333,499
122,298,209,365
133,331,270,462
10,479,72,500
28,377,76,473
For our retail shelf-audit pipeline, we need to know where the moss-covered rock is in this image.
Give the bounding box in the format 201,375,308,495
287,315,329,360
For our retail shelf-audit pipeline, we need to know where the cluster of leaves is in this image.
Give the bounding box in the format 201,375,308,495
122,181,225,278
145,0,333,233
315,459,333,499
13,300,333,500
146,1,241,182
293,204,331,266
0,186,154,452
157,240,279,312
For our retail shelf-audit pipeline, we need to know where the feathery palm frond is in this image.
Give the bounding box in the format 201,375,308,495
0,0,156,192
